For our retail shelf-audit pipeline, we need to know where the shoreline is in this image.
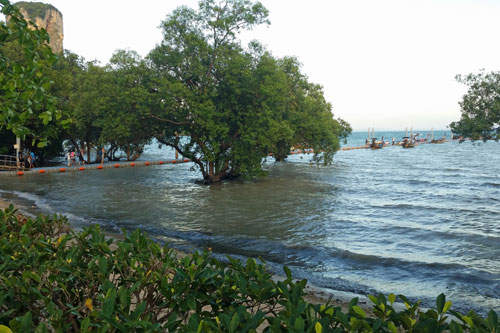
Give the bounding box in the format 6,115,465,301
0,196,372,312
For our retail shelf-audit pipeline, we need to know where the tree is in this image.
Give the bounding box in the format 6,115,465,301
99,50,152,161
450,70,500,141
272,56,351,161
66,60,108,162
0,0,59,147
149,0,350,183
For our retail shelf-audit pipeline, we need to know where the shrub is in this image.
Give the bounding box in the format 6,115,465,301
0,205,498,332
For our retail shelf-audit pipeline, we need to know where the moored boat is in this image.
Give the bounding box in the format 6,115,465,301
401,136,415,148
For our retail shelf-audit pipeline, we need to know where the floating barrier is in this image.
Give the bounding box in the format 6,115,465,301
0,159,193,177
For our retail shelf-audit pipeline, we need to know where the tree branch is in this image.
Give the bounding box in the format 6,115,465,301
149,113,190,126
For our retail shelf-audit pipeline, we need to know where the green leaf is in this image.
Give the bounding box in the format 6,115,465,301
294,317,304,330
461,315,474,328
229,312,239,332
352,305,366,318
315,321,322,333
80,317,90,331
436,293,445,313
388,293,396,305
283,266,292,280
443,300,452,314
487,310,499,331
0,325,12,333
372,318,382,331
387,321,397,333
22,311,32,332
368,294,378,304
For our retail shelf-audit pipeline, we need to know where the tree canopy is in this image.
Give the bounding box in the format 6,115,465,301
148,0,350,183
0,0,59,147
450,70,500,141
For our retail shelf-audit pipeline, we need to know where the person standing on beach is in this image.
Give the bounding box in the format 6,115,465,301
30,151,36,167
101,147,105,165
27,151,33,168
67,151,72,167
77,149,85,166
71,151,76,166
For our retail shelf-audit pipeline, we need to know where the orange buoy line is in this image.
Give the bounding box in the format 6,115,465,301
2,158,193,177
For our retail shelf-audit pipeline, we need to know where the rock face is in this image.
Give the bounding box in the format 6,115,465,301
14,2,63,54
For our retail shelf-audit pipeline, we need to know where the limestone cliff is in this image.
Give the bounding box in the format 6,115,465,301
14,1,63,54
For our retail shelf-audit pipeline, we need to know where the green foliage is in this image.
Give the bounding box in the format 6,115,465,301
451,70,500,141
0,0,59,147
13,1,60,21
1,205,499,332
49,49,152,162
100,50,152,160
149,0,351,183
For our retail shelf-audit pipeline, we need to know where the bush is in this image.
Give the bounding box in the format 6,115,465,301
0,205,498,332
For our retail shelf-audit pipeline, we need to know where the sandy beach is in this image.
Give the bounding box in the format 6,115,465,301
0,197,10,210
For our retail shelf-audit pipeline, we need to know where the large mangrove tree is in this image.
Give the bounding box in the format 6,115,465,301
148,0,350,183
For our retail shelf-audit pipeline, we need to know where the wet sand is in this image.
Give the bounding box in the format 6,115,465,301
0,197,10,210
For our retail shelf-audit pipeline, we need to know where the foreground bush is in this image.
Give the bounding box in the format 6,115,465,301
0,205,498,332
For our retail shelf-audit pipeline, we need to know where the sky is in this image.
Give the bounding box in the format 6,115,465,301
7,0,500,131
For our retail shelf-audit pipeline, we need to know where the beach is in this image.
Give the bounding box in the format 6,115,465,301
0,197,10,210
0,195,372,314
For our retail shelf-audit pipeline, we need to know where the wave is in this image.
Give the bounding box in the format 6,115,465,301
137,226,500,290
2,190,121,232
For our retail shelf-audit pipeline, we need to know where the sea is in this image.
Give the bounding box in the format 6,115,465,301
1,130,499,315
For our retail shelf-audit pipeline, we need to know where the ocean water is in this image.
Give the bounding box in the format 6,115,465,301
1,130,499,314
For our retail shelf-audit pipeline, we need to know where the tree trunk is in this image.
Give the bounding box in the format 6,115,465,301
209,161,214,178
86,142,91,163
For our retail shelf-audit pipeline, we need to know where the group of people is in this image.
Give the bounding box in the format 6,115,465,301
66,149,85,167
66,147,106,167
18,150,36,169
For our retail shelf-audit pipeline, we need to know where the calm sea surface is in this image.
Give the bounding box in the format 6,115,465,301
1,130,499,314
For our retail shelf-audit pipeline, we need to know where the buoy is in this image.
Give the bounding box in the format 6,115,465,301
145,162,150,166
130,162,135,166
97,165,103,169
59,168,66,172
114,164,120,168
183,158,189,162
159,161,164,165
17,171,24,176
39,169,45,173
171,160,177,163
79,167,85,171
